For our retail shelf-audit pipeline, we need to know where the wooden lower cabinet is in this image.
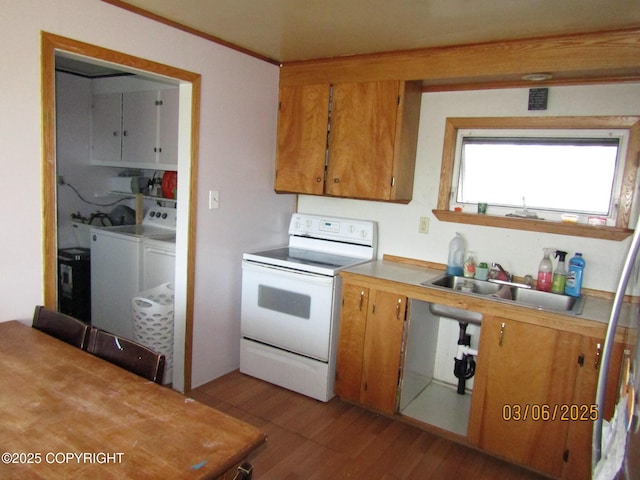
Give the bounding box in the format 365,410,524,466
335,282,407,414
468,315,623,479
563,336,624,480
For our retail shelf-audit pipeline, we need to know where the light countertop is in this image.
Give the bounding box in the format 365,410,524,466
342,259,638,334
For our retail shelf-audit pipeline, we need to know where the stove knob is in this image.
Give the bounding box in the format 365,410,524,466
162,213,168,219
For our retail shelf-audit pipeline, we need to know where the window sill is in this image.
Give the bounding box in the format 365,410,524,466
432,210,633,241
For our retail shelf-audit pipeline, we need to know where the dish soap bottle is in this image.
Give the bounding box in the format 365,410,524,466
551,250,568,294
446,233,465,276
463,251,476,278
536,248,554,292
565,253,585,297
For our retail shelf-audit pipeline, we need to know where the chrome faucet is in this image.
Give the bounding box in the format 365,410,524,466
491,263,513,282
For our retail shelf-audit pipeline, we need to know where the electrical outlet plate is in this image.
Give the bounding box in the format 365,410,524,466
419,216,429,234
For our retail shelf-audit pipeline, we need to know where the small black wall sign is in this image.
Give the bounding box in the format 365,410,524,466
528,88,548,111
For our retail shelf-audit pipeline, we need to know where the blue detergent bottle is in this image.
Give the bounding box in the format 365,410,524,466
565,253,585,297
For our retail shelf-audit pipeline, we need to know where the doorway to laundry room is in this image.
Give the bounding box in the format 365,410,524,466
41,32,201,392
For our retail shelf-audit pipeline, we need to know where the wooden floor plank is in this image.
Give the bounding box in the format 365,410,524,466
190,371,550,479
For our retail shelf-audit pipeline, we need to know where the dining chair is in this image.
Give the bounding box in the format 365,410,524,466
87,328,165,384
32,305,91,350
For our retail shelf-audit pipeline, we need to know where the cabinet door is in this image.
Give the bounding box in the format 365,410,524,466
326,80,400,200
91,93,122,164
121,90,159,165
563,337,624,480
468,316,581,478
274,84,330,194
335,283,369,402
157,88,179,167
361,290,406,414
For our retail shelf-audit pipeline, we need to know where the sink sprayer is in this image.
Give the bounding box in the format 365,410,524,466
453,322,478,395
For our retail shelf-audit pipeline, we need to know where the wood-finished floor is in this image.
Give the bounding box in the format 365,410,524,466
189,370,550,480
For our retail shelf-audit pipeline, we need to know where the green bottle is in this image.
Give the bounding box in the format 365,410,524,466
551,250,567,294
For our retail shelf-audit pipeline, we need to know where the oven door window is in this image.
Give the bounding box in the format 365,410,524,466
258,285,311,319
241,261,335,362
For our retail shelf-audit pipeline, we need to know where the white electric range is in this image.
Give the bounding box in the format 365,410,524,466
240,213,377,401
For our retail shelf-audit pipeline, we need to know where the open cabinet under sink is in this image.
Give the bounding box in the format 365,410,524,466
399,299,481,436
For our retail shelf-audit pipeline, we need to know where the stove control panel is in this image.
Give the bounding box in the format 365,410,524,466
289,214,376,246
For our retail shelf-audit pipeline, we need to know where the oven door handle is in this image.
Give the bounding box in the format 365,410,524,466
242,260,333,283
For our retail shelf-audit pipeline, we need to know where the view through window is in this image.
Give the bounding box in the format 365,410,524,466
453,130,627,222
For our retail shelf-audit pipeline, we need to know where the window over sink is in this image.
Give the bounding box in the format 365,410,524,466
454,132,625,224
434,116,640,240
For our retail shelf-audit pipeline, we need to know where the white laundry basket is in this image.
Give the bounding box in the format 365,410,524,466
132,282,174,384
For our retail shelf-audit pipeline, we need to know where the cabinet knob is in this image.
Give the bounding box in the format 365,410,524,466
358,291,365,311
316,177,322,183
395,298,402,319
112,131,119,137
333,178,340,183
123,130,129,137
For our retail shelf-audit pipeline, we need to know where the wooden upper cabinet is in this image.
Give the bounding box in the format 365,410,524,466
274,80,421,202
274,84,330,195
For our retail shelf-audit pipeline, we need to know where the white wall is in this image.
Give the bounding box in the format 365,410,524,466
300,83,640,294
0,0,295,388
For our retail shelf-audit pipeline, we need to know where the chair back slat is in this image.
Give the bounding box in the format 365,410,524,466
32,306,91,350
87,328,165,384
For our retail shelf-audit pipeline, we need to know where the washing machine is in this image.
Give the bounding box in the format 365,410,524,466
90,207,176,340
142,233,176,291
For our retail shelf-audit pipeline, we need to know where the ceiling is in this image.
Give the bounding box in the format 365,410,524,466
111,0,640,64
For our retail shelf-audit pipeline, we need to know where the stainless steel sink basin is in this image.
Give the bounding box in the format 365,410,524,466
422,274,584,315
429,303,483,325
511,287,583,313
423,275,502,295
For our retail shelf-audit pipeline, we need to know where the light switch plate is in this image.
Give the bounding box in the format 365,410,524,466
209,190,219,209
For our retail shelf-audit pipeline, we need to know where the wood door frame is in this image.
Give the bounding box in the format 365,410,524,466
41,32,201,392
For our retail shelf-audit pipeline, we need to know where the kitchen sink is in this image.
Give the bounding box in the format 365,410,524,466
423,275,502,295
422,274,584,315
511,287,582,312
428,303,483,325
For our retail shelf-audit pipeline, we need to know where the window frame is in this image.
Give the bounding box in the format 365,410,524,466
433,116,640,241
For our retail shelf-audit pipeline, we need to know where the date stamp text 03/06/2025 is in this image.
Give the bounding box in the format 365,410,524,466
502,404,598,422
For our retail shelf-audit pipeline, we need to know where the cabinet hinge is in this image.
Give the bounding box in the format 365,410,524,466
372,304,376,314
155,100,163,106
577,354,585,366
391,176,396,187
562,449,570,462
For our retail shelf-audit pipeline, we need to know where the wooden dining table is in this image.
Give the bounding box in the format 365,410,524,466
0,320,265,479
